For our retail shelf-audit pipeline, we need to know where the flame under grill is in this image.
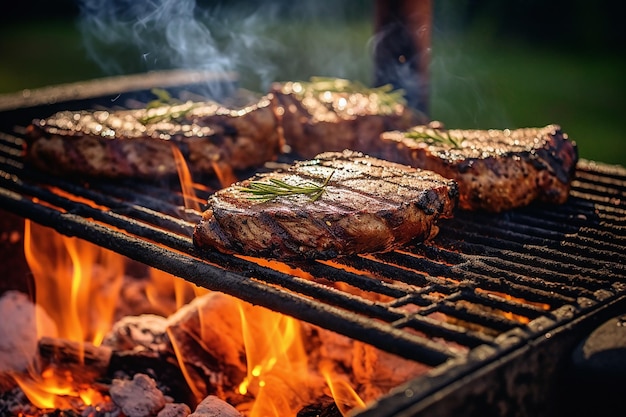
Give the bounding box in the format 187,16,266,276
1,72,625,416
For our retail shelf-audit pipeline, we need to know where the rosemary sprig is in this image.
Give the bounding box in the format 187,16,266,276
146,88,177,109
403,127,463,148
139,88,199,124
239,170,334,203
296,76,407,113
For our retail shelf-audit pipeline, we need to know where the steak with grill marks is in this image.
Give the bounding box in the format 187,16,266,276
378,123,578,212
193,150,458,260
270,79,427,159
24,96,281,180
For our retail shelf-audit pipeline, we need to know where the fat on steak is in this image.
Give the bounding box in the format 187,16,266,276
24,96,281,180
193,150,458,260
270,79,427,159
378,124,578,212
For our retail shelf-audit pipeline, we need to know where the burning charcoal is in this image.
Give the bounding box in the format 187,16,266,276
166,292,248,401
157,402,192,417
102,313,197,406
297,397,342,417
38,337,112,384
38,336,112,369
103,314,170,352
302,325,355,371
352,341,431,403
189,395,242,417
109,373,166,417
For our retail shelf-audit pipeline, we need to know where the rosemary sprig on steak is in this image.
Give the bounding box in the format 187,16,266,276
240,170,334,202
403,127,463,148
139,88,200,124
295,76,407,114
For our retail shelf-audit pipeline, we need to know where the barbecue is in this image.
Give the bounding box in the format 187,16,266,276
0,71,625,416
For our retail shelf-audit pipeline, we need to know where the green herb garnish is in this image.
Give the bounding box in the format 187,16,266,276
139,88,199,124
404,127,463,148
295,76,407,113
240,170,334,203
146,88,177,109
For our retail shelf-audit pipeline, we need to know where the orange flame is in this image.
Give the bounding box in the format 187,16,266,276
170,143,202,212
24,221,124,346
146,267,209,316
236,302,315,417
19,219,372,416
20,220,124,409
13,366,107,410
234,298,367,417
211,160,239,188
321,361,366,416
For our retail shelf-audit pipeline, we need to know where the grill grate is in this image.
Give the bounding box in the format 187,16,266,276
1,73,626,414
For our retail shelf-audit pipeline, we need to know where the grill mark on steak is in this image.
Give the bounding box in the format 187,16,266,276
270,81,427,159
193,150,458,260
290,167,438,216
378,124,578,212
24,96,282,180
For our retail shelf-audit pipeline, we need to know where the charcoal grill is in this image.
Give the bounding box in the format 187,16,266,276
0,71,625,417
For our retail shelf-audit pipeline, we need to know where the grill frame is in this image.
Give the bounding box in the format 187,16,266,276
1,71,625,416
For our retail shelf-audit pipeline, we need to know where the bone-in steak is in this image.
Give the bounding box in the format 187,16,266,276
193,150,458,260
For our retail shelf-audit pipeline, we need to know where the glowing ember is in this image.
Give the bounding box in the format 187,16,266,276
13,366,107,411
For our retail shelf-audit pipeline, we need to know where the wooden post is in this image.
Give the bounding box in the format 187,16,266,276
374,0,432,115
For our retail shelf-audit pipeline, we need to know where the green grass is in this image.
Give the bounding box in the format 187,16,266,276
1,17,624,166
430,34,626,165
0,19,104,92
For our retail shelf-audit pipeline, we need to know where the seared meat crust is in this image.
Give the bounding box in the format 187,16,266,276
24,97,281,180
193,150,458,260
379,124,578,212
270,81,426,159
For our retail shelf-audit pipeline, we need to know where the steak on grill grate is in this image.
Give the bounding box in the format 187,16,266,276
378,123,578,212
270,78,426,159
193,150,458,260
23,96,281,180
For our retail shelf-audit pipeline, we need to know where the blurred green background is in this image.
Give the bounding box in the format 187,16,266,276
1,0,624,165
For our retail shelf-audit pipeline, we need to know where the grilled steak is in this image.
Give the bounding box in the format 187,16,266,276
193,150,458,260
24,96,281,180
270,78,426,159
378,123,578,212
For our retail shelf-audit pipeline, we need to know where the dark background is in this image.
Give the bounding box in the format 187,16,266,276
1,0,625,165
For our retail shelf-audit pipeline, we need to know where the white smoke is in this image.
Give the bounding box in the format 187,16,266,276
77,0,282,97
76,0,375,98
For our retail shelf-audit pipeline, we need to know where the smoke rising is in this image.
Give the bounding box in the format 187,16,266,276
77,0,281,97
76,0,373,97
